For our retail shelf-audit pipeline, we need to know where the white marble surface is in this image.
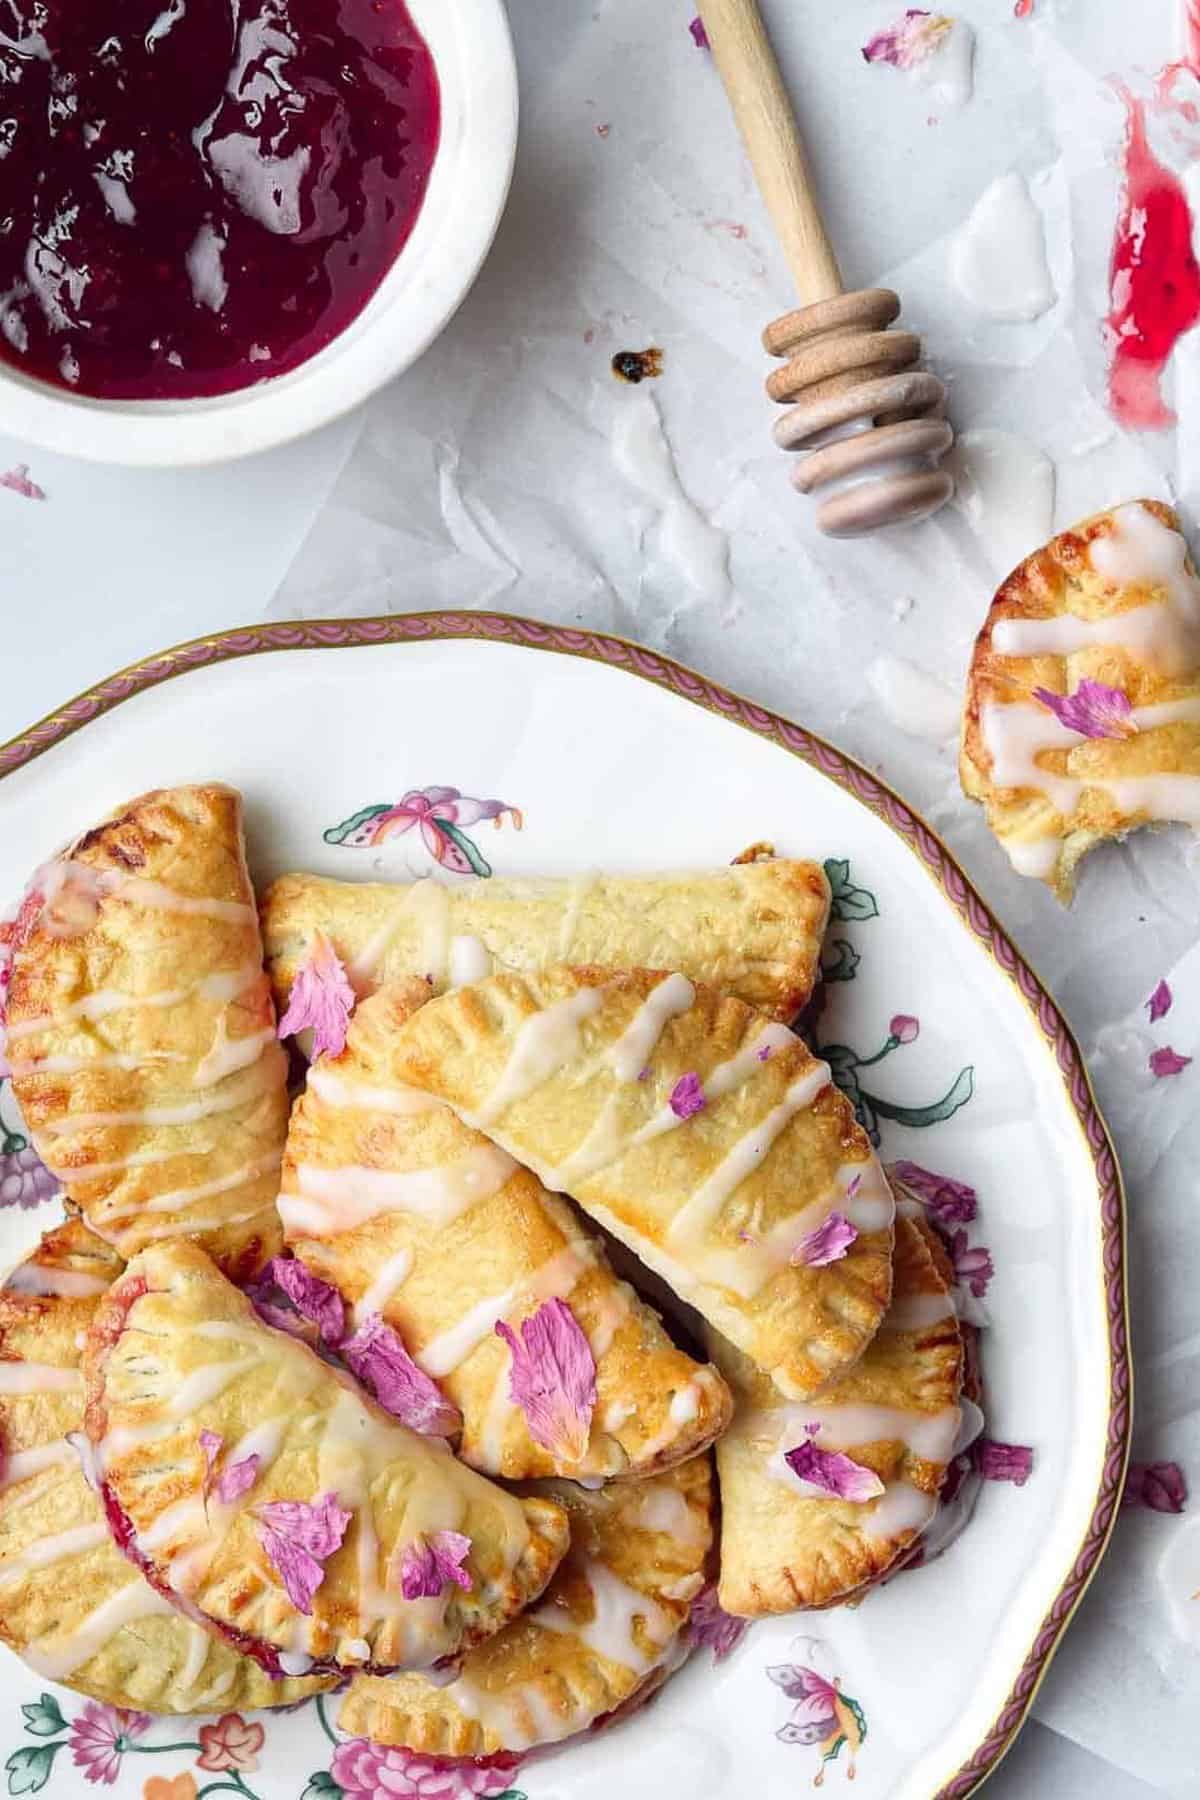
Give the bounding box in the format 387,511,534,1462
3,1,1199,1794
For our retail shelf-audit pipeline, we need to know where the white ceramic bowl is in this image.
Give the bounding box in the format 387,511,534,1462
0,0,518,467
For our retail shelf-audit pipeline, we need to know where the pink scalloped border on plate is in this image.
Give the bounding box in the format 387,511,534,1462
0,609,1131,1800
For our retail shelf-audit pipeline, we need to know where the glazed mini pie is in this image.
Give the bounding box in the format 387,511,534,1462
261,861,832,1022
82,1241,570,1677
4,1214,124,1300
6,785,288,1277
0,1286,331,1711
280,982,732,1483
379,966,895,1400
339,1455,713,1755
961,499,1200,900
711,1213,962,1615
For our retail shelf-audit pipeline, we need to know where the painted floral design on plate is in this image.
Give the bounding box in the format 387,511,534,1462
323,788,522,877
766,1639,867,1785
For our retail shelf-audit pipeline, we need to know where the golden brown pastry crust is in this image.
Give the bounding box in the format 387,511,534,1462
7,785,287,1276
381,966,894,1401
712,1215,962,1615
261,861,831,1022
83,1241,570,1676
338,1456,713,1755
0,1287,332,1711
961,499,1200,900
281,982,732,1482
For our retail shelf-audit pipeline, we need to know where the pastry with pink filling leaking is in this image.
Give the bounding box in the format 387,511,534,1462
81,1241,569,1679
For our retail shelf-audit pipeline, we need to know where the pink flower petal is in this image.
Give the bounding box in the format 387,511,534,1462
398,1529,473,1600
784,1431,885,1502
1147,979,1173,1022
495,1297,597,1464
1032,679,1136,740
215,1454,262,1505
669,1072,706,1119
862,9,953,70
0,463,46,501
1123,1460,1187,1513
975,1439,1033,1486
793,1210,858,1268
688,15,710,47
341,1315,461,1437
277,930,356,1059
262,1256,346,1345
687,1583,749,1661
256,1492,351,1614
890,1012,920,1044
755,1044,773,1062
891,1159,977,1224
948,1228,994,1298
1150,1046,1192,1078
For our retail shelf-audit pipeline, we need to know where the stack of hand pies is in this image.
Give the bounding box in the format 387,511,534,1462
0,785,970,1757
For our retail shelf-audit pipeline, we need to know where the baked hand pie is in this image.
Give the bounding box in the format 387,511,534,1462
379,966,895,1400
6,785,288,1276
338,1455,713,1755
261,861,831,1022
710,1213,962,1615
82,1241,570,1678
280,982,732,1482
0,1285,331,1711
961,499,1200,900
4,1214,124,1300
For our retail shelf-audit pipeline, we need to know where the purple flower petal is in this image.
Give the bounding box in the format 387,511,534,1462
1146,979,1173,1022
1150,1046,1192,1078
398,1529,473,1600
890,1013,920,1044
199,1429,223,1483
0,463,46,502
341,1315,461,1437
784,1432,885,1502
793,1210,858,1268
1032,679,1136,740
262,1256,346,1346
669,1072,706,1119
495,1297,597,1464
891,1159,977,1225
256,1492,352,1615
756,1044,773,1062
686,1583,749,1661
688,15,710,48
862,9,953,70
1124,1460,1187,1513
975,1439,1033,1486
277,930,356,1060
215,1454,262,1505
948,1228,994,1299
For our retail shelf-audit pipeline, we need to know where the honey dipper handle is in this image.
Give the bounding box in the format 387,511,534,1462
697,0,843,303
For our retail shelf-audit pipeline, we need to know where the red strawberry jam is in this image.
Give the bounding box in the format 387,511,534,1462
0,0,440,399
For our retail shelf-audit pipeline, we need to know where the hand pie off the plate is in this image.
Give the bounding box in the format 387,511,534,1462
261,860,831,1022
281,982,732,1482
960,499,1200,900
6,785,287,1276
710,1214,962,1616
0,1285,331,1711
339,1455,713,1756
82,1241,570,1677
381,966,895,1400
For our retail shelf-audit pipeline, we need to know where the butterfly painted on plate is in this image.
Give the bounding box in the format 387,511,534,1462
323,788,523,877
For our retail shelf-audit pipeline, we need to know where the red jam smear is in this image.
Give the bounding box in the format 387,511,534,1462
1106,86,1200,431
0,0,440,400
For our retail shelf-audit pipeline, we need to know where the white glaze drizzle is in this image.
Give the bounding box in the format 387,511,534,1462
530,1559,674,1673
860,1481,939,1541
40,1060,278,1136
881,1290,957,1332
279,1143,517,1238
193,1022,276,1089
0,1521,108,1583
306,1067,444,1115
349,878,451,987
556,872,598,958
22,1582,178,1680
0,1362,82,1393
416,1243,590,1379
5,962,261,1042
448,935,493,989
4,1263,111,1298
353,1248,415,1325
473,988,605,1126
97,1153,283,1224
0,1438,76,1488
606,974,695,1083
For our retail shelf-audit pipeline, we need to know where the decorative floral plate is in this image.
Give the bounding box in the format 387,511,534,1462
0,615,1130,1800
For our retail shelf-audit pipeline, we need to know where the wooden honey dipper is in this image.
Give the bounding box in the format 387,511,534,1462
697,0,954,537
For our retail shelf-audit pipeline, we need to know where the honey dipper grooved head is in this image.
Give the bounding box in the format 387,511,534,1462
764,288,954,537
